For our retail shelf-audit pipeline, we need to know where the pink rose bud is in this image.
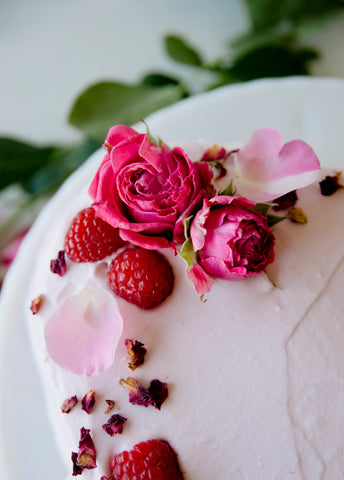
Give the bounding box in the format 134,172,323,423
190,196,275,281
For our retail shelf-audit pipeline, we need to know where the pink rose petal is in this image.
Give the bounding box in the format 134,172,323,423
234,128,321,201
186,263,213,296
45,289,123,376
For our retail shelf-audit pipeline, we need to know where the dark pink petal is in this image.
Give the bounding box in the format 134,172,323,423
81,390,96,414
45,289,123,376
319,175,343,196
102,414,127,436
76,428,97,470
50,250,66,276
120,377,168,410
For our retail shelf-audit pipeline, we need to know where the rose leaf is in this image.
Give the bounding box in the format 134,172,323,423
164,34,203,66
68,81,184,140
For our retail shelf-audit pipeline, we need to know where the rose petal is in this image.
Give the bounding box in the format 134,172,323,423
234,128,321,201
186,263,213,296
45,289,123,376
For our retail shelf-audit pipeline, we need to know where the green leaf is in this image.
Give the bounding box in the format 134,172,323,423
68,81,185,140
228,44,318,81
0,138,56,192
25,139,101,195
141,72,181,87
267,213,288,227
252,202,272,216
179,238,196,269
243,0,344,31
219,178,236,196
164,34,203,66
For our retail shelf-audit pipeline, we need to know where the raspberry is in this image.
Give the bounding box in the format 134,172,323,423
64,207,125,262
107,247,174,309
110,439,184,480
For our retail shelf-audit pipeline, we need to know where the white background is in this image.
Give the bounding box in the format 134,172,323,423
1,0,344,145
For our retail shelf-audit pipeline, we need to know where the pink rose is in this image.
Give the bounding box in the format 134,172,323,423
89,125,214,250
190,196,275,285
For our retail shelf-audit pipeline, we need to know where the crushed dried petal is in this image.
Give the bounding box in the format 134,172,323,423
102,414,127,436
104,399,115,414
319,174,343,196
61,395,78,414
272,190,298,211
71,428,97,476
30,295,44,314
81,390,96,414
50,250,67,276
125,339,147,371
120,377,168,410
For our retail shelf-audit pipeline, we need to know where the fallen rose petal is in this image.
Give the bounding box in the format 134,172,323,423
125,339,147,371
50,250,67,276
102,414,127,436
45,289,123,376
81,390,96,414
76,428,97,470
234,128,321,202
186,263,213,296
61,395,78,414
30,295,44,314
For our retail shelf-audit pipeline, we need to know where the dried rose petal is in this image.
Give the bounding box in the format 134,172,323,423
272,190,298,211
148,379,169,410
102,414,127,436
120,377,168,410
81,390,96,414
30,295,44,314
61,395,78,414
77,428,97,469
201,145,235,181
104,399,115,414
319,174,343,196
125,339,147,371
50,250,67,276
120,377,152,407
71,428,97,476
202,145,228,161
71,452,83,476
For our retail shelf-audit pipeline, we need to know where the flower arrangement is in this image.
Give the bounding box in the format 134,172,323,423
89,124,321,296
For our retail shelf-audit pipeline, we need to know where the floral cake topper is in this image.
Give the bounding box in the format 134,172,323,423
88,124,320,295
42,124,321,377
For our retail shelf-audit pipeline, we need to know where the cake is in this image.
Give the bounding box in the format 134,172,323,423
25,122,344,480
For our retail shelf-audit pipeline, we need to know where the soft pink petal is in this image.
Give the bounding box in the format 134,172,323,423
234,128,320,201
45,289,123,376
186,263,213,296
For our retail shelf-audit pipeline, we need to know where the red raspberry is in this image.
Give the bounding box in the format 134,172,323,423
107,247,174,309
110,439,184,480
64,207,125,262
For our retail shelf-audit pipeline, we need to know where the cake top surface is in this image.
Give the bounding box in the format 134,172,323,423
0,79,344,480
